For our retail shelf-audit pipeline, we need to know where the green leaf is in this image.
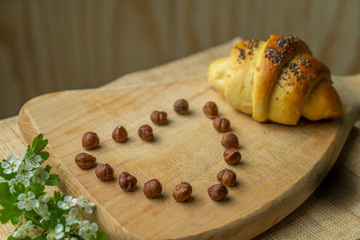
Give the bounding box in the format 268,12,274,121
0,164,17,181
0,182,17,204
44,165,51,173
90,231,108,240
9,236,32,240
8,236,32,240
0,201,22,224
28,183,45,198
32,134,40,149
0,183,20,224
24,210,41,222
48,210,60,229
45,194,67,230
54,191,62,203
45,174,59,186
32,134,48,154
12,184,25,197
24,146,34,162
39,151,49,160
0,184,20,224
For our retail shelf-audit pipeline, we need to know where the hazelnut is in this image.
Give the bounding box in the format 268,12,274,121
173,182,192,202
95,163,114,181
119,172,137,191
151,111,168,125
217,168,237,187
213,117,230,132
208,184,228,201
174,99,189,114
75,153,96,169
221,132,239,149
223,148,242,165
143,179,162,199
82,132,100,149
138,124,154,141
112,126,128,143
203,101,218,118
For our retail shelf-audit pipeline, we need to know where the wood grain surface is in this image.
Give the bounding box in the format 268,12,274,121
0,0,359,119
17,73,360,239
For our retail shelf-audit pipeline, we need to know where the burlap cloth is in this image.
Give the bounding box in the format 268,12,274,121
0,38,359,239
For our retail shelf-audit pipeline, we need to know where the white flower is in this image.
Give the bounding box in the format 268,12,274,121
64,207,81,226
32,167,49,185
17,191,39,211
25,153,43,168
79,221,98,240
0,176,6,183
76,196,95,213
1,155,21,174
46,223,65,240
38,194,51,223
65,238,78,240
17,162,34,178
9,175,30,194
39,194,51,204
12,220,35,238
39,203,51,223
57,195,77,210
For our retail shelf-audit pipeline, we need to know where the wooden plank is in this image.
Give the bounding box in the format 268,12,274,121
17,74,360,239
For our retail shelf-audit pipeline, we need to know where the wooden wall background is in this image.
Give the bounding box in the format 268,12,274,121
0,0,359,119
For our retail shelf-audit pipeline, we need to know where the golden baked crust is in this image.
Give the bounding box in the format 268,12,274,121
207,34,342,125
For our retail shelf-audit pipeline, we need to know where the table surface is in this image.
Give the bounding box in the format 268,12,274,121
1,38,360,240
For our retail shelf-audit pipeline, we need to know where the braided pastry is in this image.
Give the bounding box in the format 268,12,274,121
208,34,342,125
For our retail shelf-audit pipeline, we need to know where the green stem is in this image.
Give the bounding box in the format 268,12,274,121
25,215,41,227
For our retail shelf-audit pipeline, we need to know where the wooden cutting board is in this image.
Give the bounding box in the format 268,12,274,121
18,75,360,240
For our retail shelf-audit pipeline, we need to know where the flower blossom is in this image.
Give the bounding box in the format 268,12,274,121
77,195,95,213
32,167,49,184
1,155,21,174
25,153,43,168
17,162,34,178
9,175,30,194
64,207,81,226
17,191,38,211
12,220,35,238
57,195,77,210
46,223,65,240
79,220,98,240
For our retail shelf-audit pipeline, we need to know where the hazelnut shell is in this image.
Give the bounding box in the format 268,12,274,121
213,117,231,132
75,152,96,169
138,125,154,141
217,168,237,186
221,132,239,149
143,179,162,199
119,172,137,191
223,148,242,165
174,99,189,114
82,132,100,150
112,126,128,143
208,184,228,201
203,101,218,118
173,182,192,202
95,163,114,181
